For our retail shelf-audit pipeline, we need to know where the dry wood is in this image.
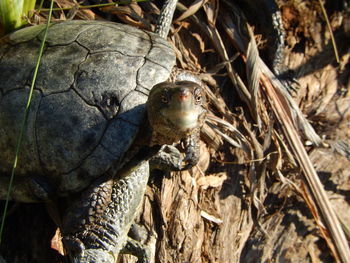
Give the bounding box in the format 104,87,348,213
1,1,349,263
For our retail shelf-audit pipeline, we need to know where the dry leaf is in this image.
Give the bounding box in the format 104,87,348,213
50,228,65,256
197,173,227,189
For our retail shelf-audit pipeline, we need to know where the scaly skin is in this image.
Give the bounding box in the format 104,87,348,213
64,161,151,263
0,0,207,261
63,81,207,262
266,0,286,76
155,0,178,38
0,1,207,262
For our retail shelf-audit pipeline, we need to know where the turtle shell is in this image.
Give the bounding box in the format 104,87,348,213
0,20,175,195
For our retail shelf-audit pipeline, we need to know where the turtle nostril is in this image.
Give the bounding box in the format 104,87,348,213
178,90,189,101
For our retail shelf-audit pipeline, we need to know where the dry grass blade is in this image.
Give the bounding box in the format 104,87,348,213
176,2,252,107
259,60,322,146
260,65,350,263
239,15,349,260
335,210,350,241
331,140,350,161
245,26,261,128
101,3,150,29
206,114,252,156
202,0,218,27
220,4,321,146
276,172,339,260
318,0,340,63
298,183,339,261
175,0,205,22
219,1,248,53
208,124,242,149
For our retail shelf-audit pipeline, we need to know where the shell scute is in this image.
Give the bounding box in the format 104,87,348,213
74,52,144,119
36,90,106,175
0,21,176,193
0,88,42,176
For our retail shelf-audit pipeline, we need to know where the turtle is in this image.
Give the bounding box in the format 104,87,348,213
0,0,207,262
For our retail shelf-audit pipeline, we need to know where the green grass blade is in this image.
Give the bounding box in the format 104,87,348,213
0,0,54,246
0,0,36,33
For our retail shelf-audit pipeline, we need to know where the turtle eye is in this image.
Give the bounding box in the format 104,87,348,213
160,94,168,104
194,88,203,103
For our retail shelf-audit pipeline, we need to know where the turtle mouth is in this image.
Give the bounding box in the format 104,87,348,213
161,108,204,131
160,86,206,131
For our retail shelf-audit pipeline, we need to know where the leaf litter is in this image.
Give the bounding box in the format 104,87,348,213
1,0,350,262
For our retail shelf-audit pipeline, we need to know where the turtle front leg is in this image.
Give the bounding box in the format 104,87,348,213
62,161,151,263
182,128,201,170
150,128,201,171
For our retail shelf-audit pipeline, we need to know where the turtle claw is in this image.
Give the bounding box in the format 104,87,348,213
150,142,200,171
150,145,183,171
62,236,86,255
181,129,200,170
68,248,116,263
121,237,151,263
182,151,199,170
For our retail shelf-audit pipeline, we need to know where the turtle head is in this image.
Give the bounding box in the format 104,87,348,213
146,81,206,144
